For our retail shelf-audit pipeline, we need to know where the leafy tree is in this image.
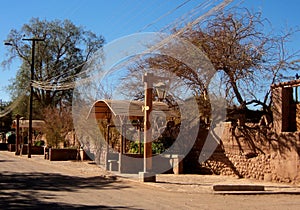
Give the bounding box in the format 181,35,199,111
3,18,105,118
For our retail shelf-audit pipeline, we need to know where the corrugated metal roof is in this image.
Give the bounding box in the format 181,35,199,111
87,99,178,120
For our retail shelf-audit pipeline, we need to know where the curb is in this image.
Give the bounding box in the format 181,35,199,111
213,184,265,191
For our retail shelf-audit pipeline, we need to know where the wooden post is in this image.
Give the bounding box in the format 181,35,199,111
119,124,124,173
138,120,142,154
15,114,21,155
106,125,111,170
139,72,157,182
143,73,153,172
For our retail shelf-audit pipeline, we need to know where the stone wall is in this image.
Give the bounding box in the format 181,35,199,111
200,122,300,184
203,152,273,180
198,81,300,183
203,152,298,182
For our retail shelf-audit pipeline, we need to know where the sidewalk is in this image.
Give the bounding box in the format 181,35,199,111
2,151,300,195
148,174,300,195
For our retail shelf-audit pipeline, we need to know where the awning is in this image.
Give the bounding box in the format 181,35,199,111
87,99,178,120
12,119,45,129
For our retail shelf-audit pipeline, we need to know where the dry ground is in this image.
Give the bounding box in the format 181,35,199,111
0,151,300,209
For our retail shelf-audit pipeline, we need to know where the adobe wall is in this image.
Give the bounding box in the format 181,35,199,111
198,80,300,183
48,148,78,161
201,122,300,184
297,104,300,131
205,149,300,183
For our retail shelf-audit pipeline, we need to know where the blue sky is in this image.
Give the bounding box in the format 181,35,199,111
0,0,300,102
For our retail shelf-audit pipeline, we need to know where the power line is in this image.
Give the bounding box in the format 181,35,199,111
31,0,233,91
0,90,27,118
0,0,233,117
138,0,193,32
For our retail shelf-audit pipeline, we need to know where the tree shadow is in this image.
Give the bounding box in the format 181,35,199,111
0,159,15,162
0,171,138,209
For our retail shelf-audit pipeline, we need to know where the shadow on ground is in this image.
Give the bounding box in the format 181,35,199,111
0,171,137,209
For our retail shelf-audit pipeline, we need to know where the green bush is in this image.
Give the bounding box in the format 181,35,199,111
129,141,166,154
34,140,45,146
129,141,142,154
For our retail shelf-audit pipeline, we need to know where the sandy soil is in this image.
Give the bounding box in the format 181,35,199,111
0,151,299,209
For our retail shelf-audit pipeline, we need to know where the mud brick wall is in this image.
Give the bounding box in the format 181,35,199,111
203,152,273,180
297,104,300,131
200,122,300,184
205,150,300,183
197,82,300,183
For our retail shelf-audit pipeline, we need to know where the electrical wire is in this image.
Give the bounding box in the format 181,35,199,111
0,90,27,118
138,0,193,32
0,0,233,117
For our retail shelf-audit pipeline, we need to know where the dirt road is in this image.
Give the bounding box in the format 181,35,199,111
0,151,299,209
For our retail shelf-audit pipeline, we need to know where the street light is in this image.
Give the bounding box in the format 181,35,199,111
22,37,45,158
139,72,167,182
154,82,167,102
6,38,45,157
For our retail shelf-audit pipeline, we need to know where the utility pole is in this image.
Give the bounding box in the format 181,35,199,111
23,38,45,158
0,99,2,133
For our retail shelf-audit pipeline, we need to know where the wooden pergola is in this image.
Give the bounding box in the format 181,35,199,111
87,99,178,173
88,99,175,120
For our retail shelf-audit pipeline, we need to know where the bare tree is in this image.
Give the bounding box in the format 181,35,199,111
121,7,300,155
179,7,299,112
42,106,73,148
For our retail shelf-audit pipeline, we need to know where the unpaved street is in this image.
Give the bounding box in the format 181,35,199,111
0,151,300,209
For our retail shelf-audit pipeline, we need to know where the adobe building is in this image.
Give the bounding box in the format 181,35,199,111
272,79,300,133
201,79,300,184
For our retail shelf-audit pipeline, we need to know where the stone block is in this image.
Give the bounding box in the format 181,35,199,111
49,148,78,161
139,172,156,182
213,184,265,191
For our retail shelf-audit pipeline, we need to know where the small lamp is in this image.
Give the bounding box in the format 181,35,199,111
154,82,167,102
